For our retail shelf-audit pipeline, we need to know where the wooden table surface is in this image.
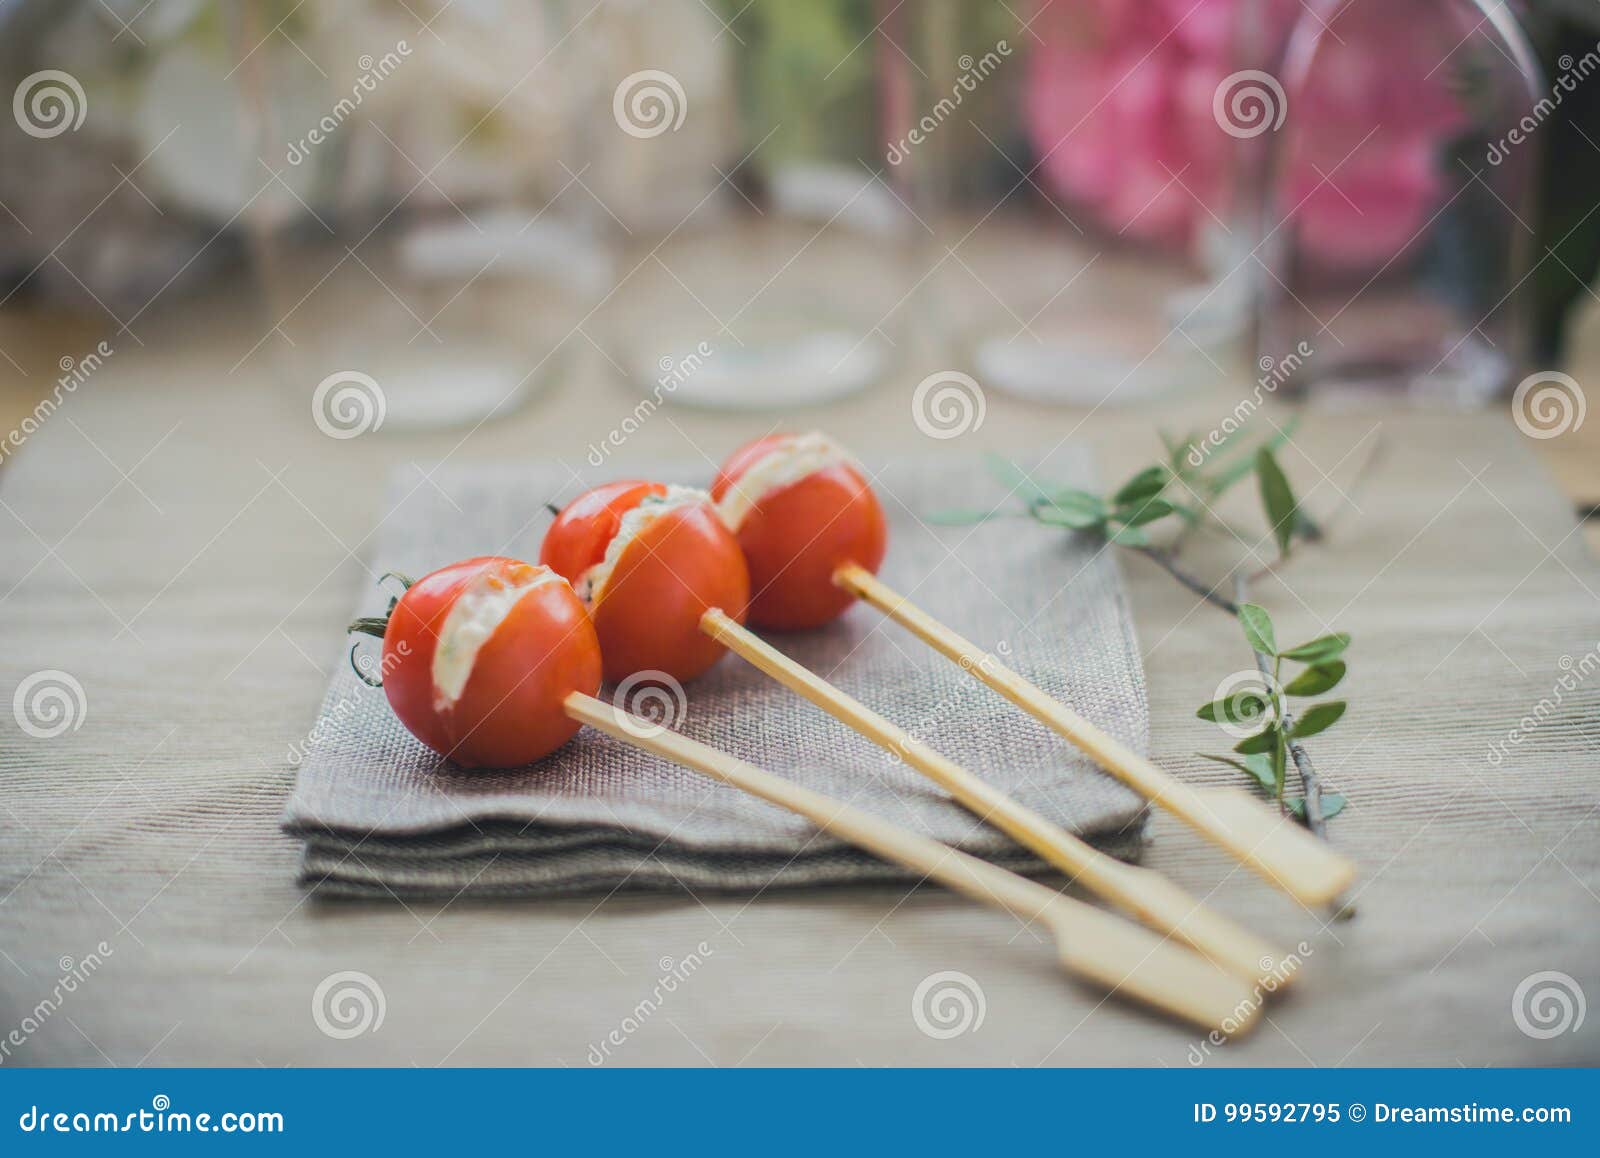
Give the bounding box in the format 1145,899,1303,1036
2,278,1597,1066
4,298,1598,551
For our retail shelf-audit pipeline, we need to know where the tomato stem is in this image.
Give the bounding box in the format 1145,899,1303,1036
344,571,416,686
377,570,415,595
348,642,384,687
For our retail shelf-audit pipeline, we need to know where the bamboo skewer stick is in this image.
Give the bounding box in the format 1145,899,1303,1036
698,610,1295,989
832,563,1358,907
564,690,1260,1036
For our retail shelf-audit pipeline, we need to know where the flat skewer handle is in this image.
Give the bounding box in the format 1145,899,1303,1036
699,609,1292,987
563,691,1258,1036
833,563,1358,908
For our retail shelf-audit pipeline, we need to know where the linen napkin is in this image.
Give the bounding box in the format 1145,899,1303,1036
281,451,1151,897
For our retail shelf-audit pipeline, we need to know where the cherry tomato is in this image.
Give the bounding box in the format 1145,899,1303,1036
541,486,749,684
537,480,667,583
356,556,601,769
711,433,887,631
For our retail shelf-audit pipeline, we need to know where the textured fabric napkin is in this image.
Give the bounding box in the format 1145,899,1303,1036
282,451,1151,897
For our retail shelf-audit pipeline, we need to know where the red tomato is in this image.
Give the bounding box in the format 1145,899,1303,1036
537,480,666,582
362,556,601,769
541,487,749,684
711,434,887,631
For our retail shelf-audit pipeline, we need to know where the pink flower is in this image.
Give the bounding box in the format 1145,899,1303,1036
1024,0,1468,271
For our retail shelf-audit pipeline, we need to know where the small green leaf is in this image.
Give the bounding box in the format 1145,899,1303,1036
1039,487,1104,515
1279,633,1351,663
1115,498,1176,526
1237,603,1277,656
925,508,1005,526
1161,430,1198,472
1107,523,1151,547
1196,694,1269,725
1205,420,1297,495
1256,446,1298,556
1113,465,1168,505
1197,752,1276,792
1283,661,1346,696
1290,701,1346,739
1233,725,1279,754
1045,485,1106,508
1167,501,1203,526
1288,793,1347,821
1034,509,1105,531
983,453,1047,501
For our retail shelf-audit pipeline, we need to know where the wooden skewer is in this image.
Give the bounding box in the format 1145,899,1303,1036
832,562,1358,908
563,690,1260,1036
699,610,1295,989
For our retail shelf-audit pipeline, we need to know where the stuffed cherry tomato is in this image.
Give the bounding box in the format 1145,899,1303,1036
710,432,886,631
540,483,749,684
348,556,601,769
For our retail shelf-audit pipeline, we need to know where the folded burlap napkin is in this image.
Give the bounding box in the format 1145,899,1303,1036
282,451,1151,897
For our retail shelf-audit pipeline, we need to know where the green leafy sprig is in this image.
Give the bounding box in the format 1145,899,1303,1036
1019,460,1185,548
928,456,1187,547
1195,602,1350,822
933,429,1320,593
930,427,1361,834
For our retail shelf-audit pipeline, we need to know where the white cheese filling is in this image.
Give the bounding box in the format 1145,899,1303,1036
715,432,853,532
576,485,710,606
431,566,566,708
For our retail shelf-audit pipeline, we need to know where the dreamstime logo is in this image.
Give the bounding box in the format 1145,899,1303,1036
1512,970,1585,1040
287,40,412,166
312,370,386,439
957,639,1012,679
885,41,1012,165
58,345,113,384
1488,43,1600,165
1511,371,1585,439
0,339,113,469
13,70,87,139
885,641,1011,765
613,670,688,738
586,941,713,1065
1208,669,1280,740
287,640,411,767
1212,70,1286,139
612,70,686,139
12,670,87,739
587,341,714,467
0,941,113,1065
1487,642,1599,766
311,971,386,1039
1185,941,1314,1065
881,694,957,766
911,970,986,1039
1187,341,1313,467
912,371,985,440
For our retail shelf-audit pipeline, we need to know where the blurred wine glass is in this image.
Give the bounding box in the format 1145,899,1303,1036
239,1,616,432
589,0,917,412
1256,0,1543,406
901,1,1294,407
